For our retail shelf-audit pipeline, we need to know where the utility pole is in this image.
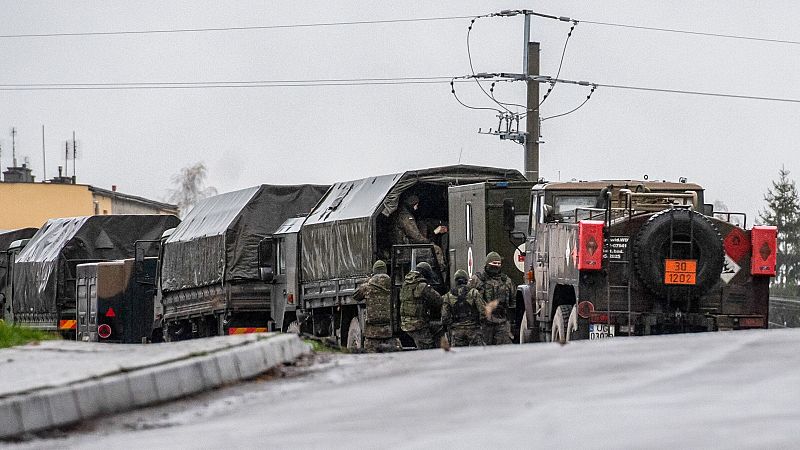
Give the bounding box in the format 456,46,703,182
525,41,540,182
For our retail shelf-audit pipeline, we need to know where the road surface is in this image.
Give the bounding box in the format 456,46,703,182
8,328,800,449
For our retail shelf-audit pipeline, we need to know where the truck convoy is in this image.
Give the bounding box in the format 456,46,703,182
516,180,777,343
11,215,179,337
3,169,775,348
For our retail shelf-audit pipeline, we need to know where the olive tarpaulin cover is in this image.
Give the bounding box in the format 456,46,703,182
301,165,525,281
160,184,329,292
13,215,180,314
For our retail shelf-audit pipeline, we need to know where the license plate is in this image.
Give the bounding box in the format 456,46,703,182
589,323,615,339
664,259,697,285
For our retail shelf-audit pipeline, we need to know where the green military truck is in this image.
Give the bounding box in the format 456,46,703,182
516,180,777,343
160,184,328,339
258,165,527,348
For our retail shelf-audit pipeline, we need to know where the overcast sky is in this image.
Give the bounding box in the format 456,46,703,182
1,1,798,222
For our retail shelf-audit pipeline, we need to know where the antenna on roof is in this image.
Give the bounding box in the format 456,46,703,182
41,125,47,181
11,127,17,167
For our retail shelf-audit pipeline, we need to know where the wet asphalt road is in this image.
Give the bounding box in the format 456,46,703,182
7,328,800,449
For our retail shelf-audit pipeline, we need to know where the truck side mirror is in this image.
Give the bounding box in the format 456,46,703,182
502,199,515,232
258,237,275,283
703,203,714,216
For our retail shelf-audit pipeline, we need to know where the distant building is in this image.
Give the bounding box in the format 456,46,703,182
0,164,177,229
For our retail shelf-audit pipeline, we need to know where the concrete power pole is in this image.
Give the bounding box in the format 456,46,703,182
525,42,540,182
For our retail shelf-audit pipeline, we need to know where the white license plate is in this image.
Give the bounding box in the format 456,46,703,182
589,323,615,340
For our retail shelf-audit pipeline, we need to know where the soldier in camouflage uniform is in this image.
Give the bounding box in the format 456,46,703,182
441,269,483,347
400,262,443,350
469,252,516,345
392,194,447,268
353,260,399,352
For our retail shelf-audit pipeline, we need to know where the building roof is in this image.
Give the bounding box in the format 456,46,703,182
88,185,178,211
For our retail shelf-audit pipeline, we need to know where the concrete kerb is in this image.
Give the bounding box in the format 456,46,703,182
0,334,310,439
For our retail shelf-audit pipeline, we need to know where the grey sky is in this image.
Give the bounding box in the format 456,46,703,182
1,1,797,222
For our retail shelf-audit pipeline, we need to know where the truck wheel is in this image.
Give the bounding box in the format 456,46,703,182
346,317,362,351
551,305,574,344
519,311,534,344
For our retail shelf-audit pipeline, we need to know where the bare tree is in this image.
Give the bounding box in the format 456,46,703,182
167,162,218,217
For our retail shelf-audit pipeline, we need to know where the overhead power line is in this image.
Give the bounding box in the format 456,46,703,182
0,77,475,91
0,15,475,39
579,19,800,46
525,10,800,46
538,75,800,104
2,74,800,106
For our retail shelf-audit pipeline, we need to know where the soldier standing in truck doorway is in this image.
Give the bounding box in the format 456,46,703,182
400,262,443,349
393,194,447,269
353,260,399,352
442,269,483,347
469,252,515,345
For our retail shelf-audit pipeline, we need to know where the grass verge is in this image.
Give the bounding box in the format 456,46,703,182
0,321,60,349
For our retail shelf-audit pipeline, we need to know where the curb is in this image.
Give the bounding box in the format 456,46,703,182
0,334,310,439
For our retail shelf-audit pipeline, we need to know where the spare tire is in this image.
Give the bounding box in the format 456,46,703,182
633,209,724,299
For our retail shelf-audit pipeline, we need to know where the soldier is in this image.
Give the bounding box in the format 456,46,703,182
469,251,515,345
392,194,447,268
400,261,443,349
353,260,399,352
441,269,483,347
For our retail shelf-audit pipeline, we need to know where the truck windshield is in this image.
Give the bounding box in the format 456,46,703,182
553,195,598,222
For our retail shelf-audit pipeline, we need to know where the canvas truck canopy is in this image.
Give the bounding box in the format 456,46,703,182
301,165,525,281
13,215,180,314
160,184,329,292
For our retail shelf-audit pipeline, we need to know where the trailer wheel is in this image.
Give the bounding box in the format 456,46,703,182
551,305,574,344
346,317,363,351
519,311,534,344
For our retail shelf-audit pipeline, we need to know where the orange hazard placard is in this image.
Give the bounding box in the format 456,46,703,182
664,259,697,285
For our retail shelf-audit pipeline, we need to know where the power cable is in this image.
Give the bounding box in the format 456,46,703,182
0,77,478,91
2,73,800,106
450,78,507,112
0,76,455,88
528,10,800,46
542,84,596,121
0,15,477,39
520,20,577,119
580,19,800,46
539,75,800,104
466,17,510,114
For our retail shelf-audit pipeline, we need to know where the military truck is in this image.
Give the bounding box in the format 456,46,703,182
75,258,159,343
160,184,328,339
259,165,526,348
0,228,39,322
12,215,179,337
516,180,777,343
